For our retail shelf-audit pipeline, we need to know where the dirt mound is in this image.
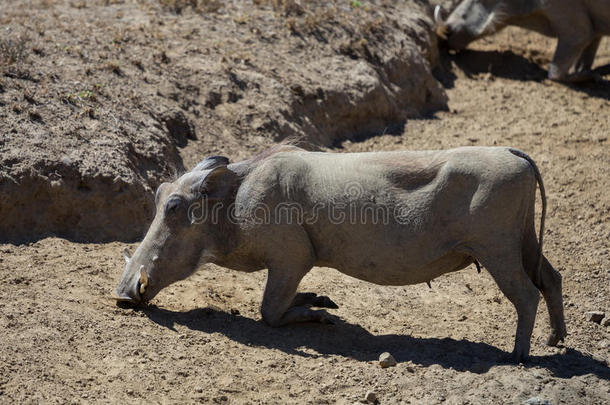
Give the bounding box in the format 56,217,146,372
0,0,446,243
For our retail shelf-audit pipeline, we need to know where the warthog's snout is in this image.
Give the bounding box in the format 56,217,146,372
434,5,471,50
113,249,155,306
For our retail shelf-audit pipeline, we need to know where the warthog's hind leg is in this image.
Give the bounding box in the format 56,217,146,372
522,225,567,348
539,256,567,346
480,248,540,363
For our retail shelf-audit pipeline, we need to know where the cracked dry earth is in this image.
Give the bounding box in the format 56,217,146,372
1,27,609,405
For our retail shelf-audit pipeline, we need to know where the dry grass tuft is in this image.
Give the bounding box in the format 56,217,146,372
0,34,29,67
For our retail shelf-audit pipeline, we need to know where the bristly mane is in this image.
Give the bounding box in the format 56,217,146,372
247,137,306,164
175,138,307,180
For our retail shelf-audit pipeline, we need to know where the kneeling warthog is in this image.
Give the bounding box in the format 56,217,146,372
115,145,566,362
434,0,610,82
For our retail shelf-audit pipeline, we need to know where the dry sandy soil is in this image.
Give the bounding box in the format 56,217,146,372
1,5,610,405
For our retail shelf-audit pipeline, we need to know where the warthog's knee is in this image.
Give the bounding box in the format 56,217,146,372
261,306,284,327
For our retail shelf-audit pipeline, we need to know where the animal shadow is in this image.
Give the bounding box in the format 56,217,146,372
434,48,610,101
143,305,609,380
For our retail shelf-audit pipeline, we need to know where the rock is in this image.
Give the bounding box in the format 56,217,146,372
364,391,377,403
524,397,552,405
603,317,610,327
378,352,397,368
597,339,609,349
584,311,605,324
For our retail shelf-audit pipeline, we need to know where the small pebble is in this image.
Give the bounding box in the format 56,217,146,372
364,391,377,403
584,311,605,324
379,352,397,368
603,317,610,327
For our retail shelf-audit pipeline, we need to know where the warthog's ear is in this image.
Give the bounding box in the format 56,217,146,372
193,166,237,200
192,156,230,172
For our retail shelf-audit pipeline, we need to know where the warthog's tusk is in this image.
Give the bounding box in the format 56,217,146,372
139,265,149,294
434,5,449,40
434,5,443,24
152,255,159,263
123,248,132,264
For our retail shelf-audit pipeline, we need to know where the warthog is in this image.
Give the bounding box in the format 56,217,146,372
434,0,610,82
114,145,566,362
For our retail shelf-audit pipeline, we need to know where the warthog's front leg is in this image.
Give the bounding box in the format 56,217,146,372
259,225,334,326
261,268,335,326
291,292,339,309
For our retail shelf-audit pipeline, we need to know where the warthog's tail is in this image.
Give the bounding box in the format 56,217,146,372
508,148,546,287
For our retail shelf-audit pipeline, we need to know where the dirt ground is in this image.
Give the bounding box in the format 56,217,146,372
1,23,609,405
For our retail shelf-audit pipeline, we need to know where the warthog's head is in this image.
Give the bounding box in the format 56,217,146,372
113,156,237,305
434,0,508,50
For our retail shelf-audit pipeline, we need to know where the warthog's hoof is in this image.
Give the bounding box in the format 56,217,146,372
499,350,529,364
294,292,339,309
546,330,567,347
315,309,335,325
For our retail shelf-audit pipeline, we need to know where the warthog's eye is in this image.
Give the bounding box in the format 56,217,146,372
164,196,185,216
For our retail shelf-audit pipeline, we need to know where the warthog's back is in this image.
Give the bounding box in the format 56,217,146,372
243,147,535,285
